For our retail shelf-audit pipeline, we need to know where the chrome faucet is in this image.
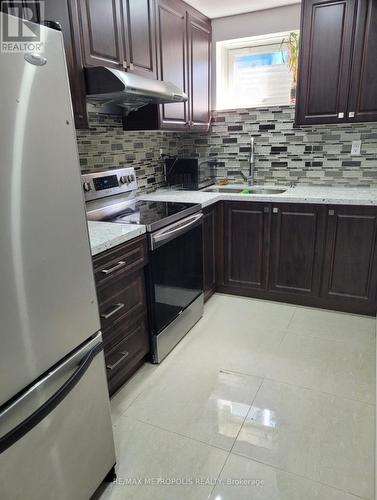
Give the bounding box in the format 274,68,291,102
232,137,256,185
248,136,256,186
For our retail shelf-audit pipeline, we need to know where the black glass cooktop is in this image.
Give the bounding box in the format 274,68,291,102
100,200,201,232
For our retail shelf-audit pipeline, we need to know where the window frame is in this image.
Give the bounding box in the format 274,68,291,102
216,31,298,111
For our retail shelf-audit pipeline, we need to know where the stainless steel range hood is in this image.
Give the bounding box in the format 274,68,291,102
85,66,188,114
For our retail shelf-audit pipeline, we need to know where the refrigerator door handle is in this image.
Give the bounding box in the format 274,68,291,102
0,342,103,455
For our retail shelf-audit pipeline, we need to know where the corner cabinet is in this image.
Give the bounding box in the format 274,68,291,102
155,0,212,131
296,0,377,125
156,0,189,129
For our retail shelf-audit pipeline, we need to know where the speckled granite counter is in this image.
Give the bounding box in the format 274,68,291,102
88,221,146,256
139,185,377,207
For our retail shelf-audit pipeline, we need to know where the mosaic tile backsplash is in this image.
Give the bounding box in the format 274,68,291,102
76,106,377,190
76,112,184,193
183,106,377,186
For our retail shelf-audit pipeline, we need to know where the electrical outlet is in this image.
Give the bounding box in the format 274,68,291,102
351,140,361,156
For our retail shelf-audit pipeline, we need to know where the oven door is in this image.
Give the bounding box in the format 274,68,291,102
149,212,204,344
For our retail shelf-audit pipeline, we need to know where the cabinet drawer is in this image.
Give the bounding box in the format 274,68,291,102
94,236,148,286
105,315,149,395
98,270,147,336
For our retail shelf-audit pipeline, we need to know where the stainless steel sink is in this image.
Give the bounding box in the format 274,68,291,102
204,186,287,195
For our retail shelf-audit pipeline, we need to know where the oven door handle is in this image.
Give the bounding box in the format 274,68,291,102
150,212,203,250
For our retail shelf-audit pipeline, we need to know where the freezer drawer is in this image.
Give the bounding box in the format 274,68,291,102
0,333,115,500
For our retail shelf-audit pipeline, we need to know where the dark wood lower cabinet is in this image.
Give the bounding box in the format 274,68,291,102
203,205,216,301
269,204,326,297
217,201,377,316
223,202,270,290
93,236,150,395
321,205,377,312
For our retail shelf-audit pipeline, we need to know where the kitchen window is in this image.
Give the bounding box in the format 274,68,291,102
216,32,297,110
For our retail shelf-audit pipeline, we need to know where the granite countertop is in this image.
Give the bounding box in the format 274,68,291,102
87,221,146,256
139,185,377,207
87,184,377,256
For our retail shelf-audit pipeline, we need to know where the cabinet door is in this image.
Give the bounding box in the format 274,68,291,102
78,0,123,68
44,0,88,129
188,12,211,131
156,0,188,129
203,205,216,301
269,204,326,296
224,202,270,290
321,206,377,311
121,0,156,78
347,0,377,122
296,0,356,125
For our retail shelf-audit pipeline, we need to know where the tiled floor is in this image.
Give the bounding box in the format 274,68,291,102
96,294,376,500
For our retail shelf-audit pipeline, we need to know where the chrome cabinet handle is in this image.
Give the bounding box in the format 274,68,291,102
328,209,335,216
273,207,279,214
264,207,270,213
129,62,134,70
106,349,129,371
100,303,125,320
101,261,126,275
348,111,355,118
338,112,344,119
123,61,129,69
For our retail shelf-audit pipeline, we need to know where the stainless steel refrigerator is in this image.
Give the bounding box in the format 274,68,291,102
0,13,116,499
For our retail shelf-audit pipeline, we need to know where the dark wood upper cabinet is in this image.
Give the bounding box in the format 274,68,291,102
78,0,124,68
321,206,377,310
187,11,211,130
297,0,377,125
224,202,270,290
120,0,156,77
296,0,357,125
44,0,88,129
269,204,326,296
347,0,377,122
156,0,189,129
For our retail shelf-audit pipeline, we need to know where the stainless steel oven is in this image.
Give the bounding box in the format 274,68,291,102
83,167,205,364
147,212,204,363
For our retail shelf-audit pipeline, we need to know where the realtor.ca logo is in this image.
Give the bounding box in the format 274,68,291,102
1,1,45,53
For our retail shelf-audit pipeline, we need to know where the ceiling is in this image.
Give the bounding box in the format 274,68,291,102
185,0,301,19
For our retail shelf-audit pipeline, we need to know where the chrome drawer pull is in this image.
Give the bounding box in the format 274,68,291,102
106,350,129,371
101,261,126,275
100,303,125,320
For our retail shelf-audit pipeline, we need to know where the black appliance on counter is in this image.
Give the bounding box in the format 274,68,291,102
165,157,216,190
83,168,204,363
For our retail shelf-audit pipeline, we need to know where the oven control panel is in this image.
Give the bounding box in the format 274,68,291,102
81,167,138,202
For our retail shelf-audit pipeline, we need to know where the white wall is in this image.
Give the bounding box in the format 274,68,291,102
211,4,302,109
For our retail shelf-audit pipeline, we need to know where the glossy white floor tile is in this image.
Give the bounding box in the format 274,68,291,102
100,294,375,500
209,453,365,500
233,379,375,499
288,306,376,344
98,416,228,500
124,365,263,451
264,330,375,404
